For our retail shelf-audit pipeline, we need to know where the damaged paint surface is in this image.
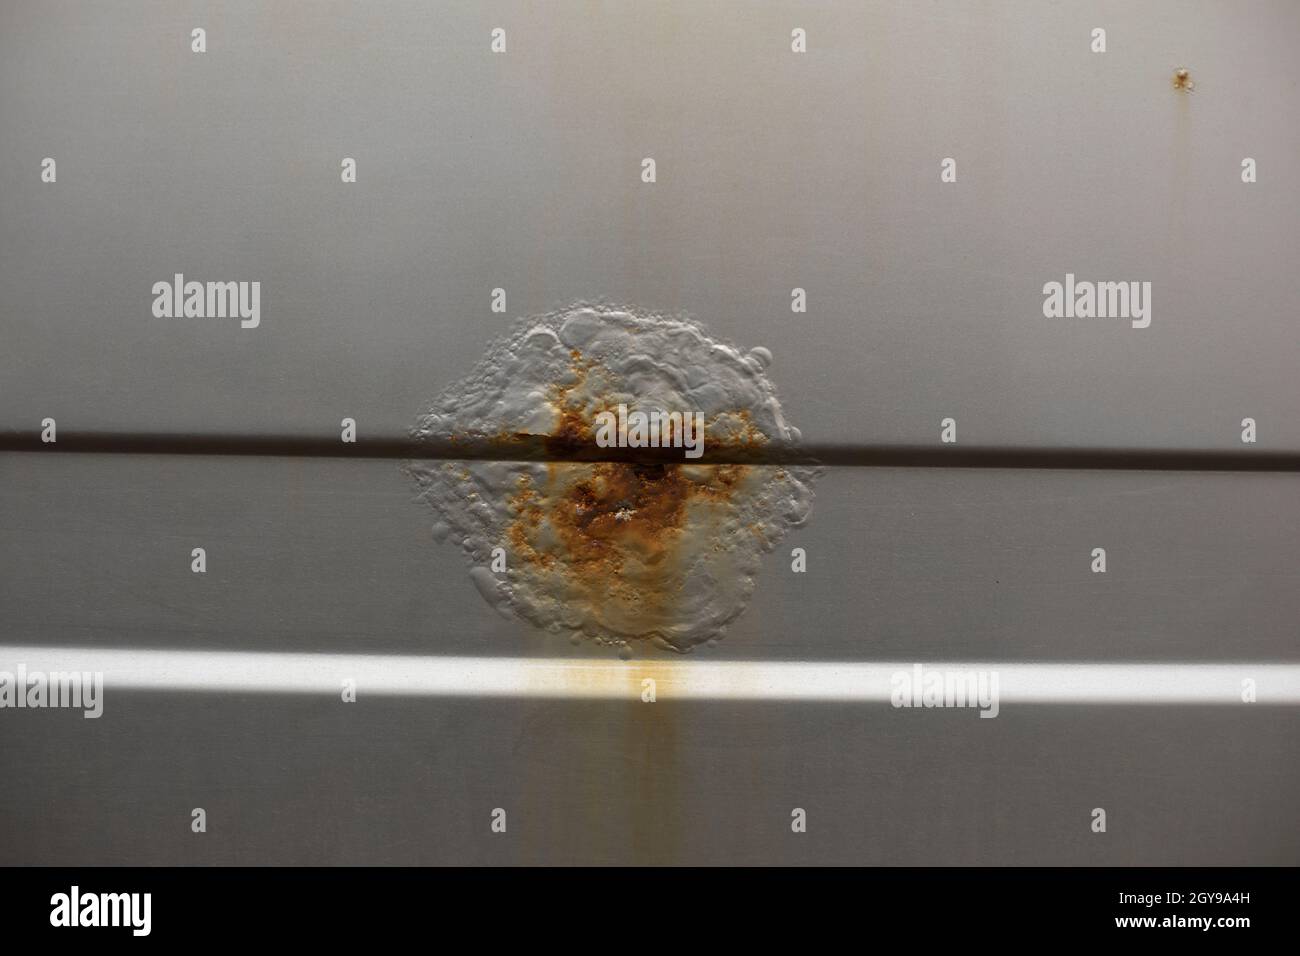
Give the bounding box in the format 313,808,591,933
407,306,818,654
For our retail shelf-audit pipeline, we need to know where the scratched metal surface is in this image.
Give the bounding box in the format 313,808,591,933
2,1,1299,866
4,456,1300,664
2,0,1299,449
3,692,1298,866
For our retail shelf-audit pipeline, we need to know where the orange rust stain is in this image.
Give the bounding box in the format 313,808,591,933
500,347,760,646
489,348,734,862
540,350,598,458
1172,67,1194,92
508,459,751,638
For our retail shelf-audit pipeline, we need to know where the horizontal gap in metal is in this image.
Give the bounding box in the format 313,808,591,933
2,431,1297,471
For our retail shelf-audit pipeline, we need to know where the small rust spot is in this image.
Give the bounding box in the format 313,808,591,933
1172,67,1194,92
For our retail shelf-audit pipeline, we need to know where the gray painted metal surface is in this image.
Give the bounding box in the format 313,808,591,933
2,1,1297,865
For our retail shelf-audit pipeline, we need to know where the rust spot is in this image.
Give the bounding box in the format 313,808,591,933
540,351,597,458
503,355,757,645
1172,67,1194,92
409,307,819,653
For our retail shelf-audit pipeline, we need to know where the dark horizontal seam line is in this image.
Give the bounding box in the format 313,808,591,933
3,432,1299,471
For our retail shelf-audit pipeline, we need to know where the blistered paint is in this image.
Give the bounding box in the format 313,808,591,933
407,305,818,653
